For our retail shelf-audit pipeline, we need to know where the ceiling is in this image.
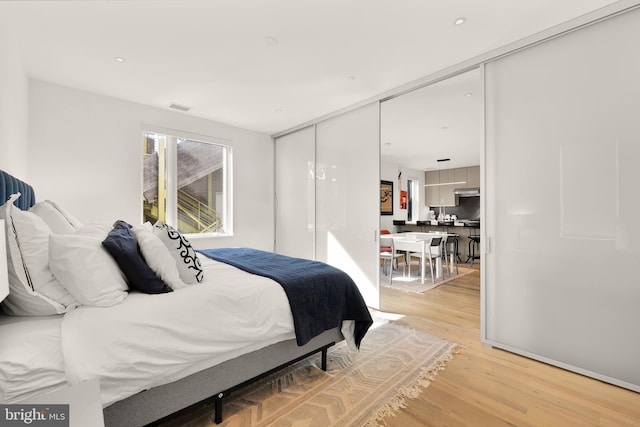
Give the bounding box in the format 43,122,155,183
381,68,482,171
1,0,621,169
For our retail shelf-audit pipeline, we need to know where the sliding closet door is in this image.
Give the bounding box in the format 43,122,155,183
484,7,640,391
274,126,315,259
316,103,380,308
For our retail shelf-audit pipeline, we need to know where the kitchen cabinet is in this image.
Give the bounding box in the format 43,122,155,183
466,166,480,187
424,166,480,207
438,169,456,206
424,169,457,207
454,167,467,185
424,170,440,206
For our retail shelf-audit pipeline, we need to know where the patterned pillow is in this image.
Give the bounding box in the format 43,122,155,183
152,221,203,284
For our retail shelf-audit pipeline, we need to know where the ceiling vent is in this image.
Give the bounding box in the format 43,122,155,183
168,103,191,112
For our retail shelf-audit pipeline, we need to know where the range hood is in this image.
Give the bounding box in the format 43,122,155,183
453,187,480,197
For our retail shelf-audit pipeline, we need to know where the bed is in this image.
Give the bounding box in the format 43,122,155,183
0,169,373,426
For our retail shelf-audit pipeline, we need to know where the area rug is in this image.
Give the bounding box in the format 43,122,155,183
380,264,475,294
162,322,461,427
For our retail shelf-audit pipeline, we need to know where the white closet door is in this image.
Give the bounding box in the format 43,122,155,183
274,126,315,259
316,103,380,308
484,7,640,391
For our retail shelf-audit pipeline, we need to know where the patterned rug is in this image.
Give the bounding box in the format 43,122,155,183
380,263,475,293
163,321,461,427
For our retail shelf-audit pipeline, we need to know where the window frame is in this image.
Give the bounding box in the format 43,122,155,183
142,125,233,237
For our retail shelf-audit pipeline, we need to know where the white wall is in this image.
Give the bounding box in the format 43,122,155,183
380,160,425,232
28,80,274,251
0,18,29,178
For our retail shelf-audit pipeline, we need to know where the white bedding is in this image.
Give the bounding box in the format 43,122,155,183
62,257,298,407
1,256,352,408
0,315,67,403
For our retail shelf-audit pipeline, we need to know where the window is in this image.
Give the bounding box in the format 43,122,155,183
142,129,232,236
406,178,419,222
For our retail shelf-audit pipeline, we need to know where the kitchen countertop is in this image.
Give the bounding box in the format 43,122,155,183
395,220,480,228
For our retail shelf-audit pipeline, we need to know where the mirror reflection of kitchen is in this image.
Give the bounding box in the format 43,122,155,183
380,67,482,265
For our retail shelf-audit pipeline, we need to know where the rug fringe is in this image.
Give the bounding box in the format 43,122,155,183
363,343,464,427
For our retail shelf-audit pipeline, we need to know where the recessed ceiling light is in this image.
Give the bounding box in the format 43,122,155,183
275,108,283,113
454,17,466,26
264,36,279,47
441,126,448,130
348,75,357,80
465,92,473,97
168,103,191,112
114,56,125,63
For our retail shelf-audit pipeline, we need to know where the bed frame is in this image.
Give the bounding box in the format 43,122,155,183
106,328,343,426
0,169,344,426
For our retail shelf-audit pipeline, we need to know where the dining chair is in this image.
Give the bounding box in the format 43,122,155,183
379,229,396,268
380,236,404,284
409,236,442,285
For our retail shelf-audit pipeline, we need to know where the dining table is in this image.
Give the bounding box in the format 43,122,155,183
388,232,455,284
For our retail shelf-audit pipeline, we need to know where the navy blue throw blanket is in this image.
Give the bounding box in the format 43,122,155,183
198,248,372,348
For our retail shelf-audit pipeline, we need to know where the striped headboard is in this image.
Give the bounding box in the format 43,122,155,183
0,169,36,210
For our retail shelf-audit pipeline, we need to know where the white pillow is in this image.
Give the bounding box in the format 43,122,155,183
152,221,203,284
0,194,79,316
133,222,188,290
30,200,83,234
48,224,128,307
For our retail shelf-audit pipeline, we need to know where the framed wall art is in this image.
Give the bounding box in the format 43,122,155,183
400,190,407,210
380,180,393,215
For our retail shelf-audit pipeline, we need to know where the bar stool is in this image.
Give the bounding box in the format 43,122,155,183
443,234,459,276
455,238,463,263
466,235,480,266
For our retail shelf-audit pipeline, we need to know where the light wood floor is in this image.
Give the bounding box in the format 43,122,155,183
379,267,640,427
